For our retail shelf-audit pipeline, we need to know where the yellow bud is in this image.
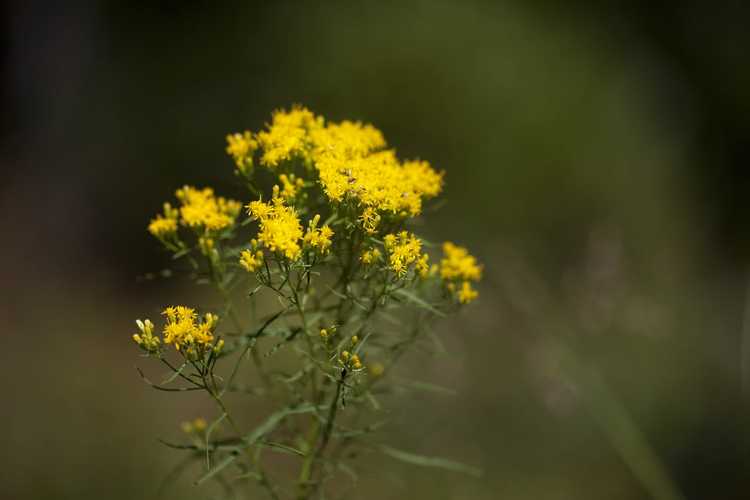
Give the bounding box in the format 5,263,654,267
193,418,207,432
214,339,225,353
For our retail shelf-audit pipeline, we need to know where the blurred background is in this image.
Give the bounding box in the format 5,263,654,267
2,1,750,499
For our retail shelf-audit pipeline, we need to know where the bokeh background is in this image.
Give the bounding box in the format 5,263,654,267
3,1,750,499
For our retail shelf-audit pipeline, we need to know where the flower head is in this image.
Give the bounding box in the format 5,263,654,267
226,131,257,174
175,186,242,232
256,105,323,167
303,214,334,255
383,231,425,277
440,242,482,303
248,196,303,261
148,203,179,239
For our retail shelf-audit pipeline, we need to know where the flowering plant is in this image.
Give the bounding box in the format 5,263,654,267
132,106,482,498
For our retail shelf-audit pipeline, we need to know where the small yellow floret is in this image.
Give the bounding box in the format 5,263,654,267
360,248,382,265
457,281,479,304
239,249,264,272
226,131,257,173
148,203,179,239
279,173,305,200
303,214,334,254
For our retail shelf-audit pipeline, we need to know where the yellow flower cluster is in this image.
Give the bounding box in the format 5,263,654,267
339,350,363,370
162,306,219,352
225,131,257,174
132,319,160,352
383,231,430,277
303,215,334,254
440,242,482,303
240,239,264,272
247,196,304,261
279,173,304,200
181,417,208,435
176,186,242,232
360,247,382,265
256,106,322,167
148,203,179,239
310,121,443,218
242,106,444,233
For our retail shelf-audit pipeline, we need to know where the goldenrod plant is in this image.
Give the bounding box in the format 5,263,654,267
132,106,482,499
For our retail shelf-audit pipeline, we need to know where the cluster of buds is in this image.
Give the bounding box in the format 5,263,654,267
181,417,208,435
132,319,160,353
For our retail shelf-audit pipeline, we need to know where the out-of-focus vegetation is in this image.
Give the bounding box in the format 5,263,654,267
2,1,749,499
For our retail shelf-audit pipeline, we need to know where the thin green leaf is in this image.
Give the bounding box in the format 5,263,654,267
160,362,188,385
379,445,482,477
206,413,228,469
392,289,445,317
394,377,457,396
258,440,306,456
194,453,238,486
242,404,320,446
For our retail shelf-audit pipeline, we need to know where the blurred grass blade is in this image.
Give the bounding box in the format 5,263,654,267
379,445,481,477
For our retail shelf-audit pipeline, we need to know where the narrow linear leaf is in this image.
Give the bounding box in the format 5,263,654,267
394,377,457,396
206,413,228,469
392,289,445,317
195,453,238,486
379,445,482,477
259,440,306,456
242,404,320,446
161,362,188,385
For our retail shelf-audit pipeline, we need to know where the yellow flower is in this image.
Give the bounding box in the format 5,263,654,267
303,214,334,254
415,253,430,278
309,120,443,217
161,306,218,352
350,354,363,370
181,417,208,435
440,242,482,282
148,203,179,239
360,247,382,265
225,131,257,173
279,173,305,200
256,105,323,167
457,281,479,304
440,242,482,303
239,249,264,272
198,236,215,256
248,196,303,261
175,186,241,232
248,107,443,222
358,207,381,234
383,231,426,277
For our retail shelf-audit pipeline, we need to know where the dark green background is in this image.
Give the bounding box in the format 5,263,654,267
3,1,750,499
